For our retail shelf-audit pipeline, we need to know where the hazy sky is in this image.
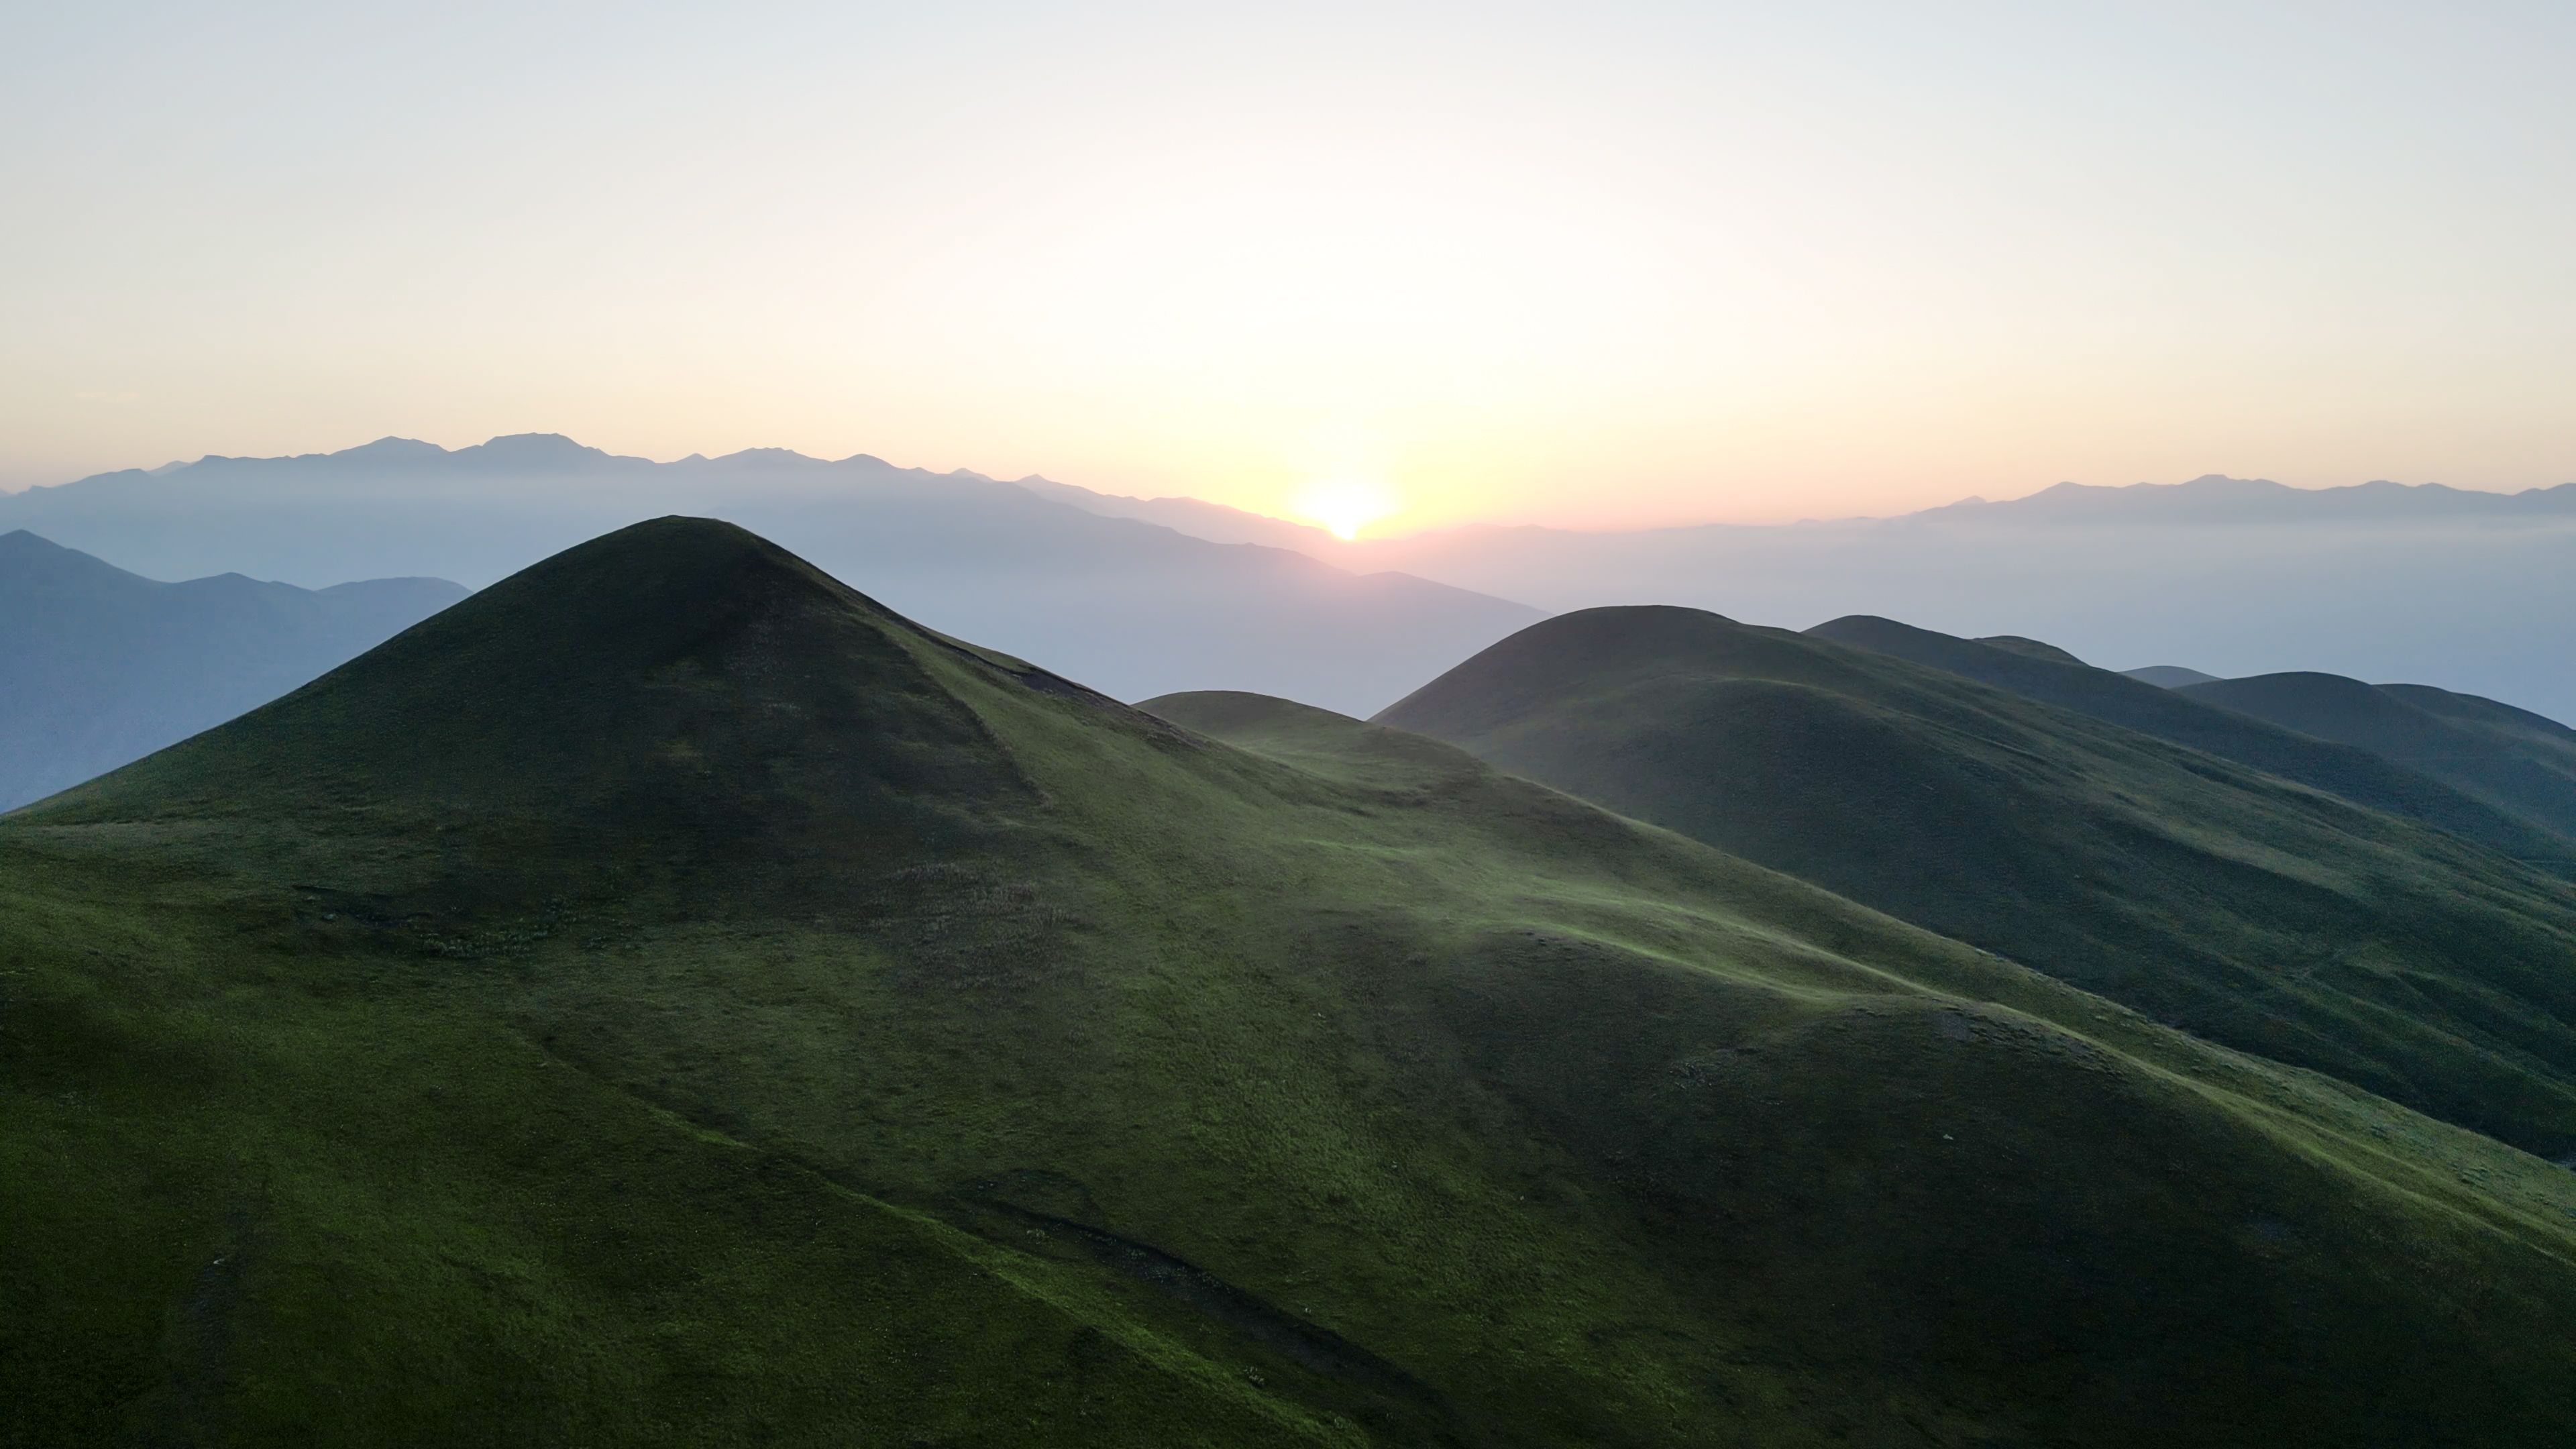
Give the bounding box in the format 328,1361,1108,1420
5,2,2572,530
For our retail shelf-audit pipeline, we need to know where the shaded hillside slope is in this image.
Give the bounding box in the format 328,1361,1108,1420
2125,664,2222,688
0,530,466,810
1807,613,2573,866
1973,635,2084,665
1377,606,2576,1153
2178,672,2576,840
10,522,2576,1445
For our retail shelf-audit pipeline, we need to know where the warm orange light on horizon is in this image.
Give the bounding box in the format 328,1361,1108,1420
1295,479,1398,540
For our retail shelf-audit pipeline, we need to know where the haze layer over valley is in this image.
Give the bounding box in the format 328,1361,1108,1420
0,436,1538,720
1065,473,2576,724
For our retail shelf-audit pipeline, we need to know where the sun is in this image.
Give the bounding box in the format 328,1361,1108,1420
1296,480,1397,540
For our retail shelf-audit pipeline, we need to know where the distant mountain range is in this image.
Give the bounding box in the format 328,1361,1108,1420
1140,472,2576,724
0,436,1540,718
1915,473,2576,523
0,531,464,811
1014,475,1345,553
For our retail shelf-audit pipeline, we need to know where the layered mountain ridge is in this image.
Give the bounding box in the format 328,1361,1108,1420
1379,604,2576,1152
0,437,1539,718
0,529,466,811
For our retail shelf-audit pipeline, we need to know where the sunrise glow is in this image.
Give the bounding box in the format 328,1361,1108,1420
1296,480,1398,540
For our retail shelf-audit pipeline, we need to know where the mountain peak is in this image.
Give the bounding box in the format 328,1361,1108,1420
450,433,617,470
338,436,449,461
37,519,1043,872
702,446,825,468
0,528,132,588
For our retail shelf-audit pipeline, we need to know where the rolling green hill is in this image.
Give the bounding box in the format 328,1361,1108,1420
1805,614,2575,867
1970,634,2086,665
2124,663,2222,688
1375,606,2576,1157
9,522,2576,1446
2178,672,2576,840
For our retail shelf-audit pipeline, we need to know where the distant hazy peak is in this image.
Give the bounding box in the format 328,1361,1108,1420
1916,474,2576,523
1013,474,1344,553
0,528,140,586
339,436,448,461
696,446,826,468
453,433,629,468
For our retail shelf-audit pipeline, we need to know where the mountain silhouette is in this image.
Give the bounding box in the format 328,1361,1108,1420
0,436,1540,718
0,529,464,811
1917,474,2576,524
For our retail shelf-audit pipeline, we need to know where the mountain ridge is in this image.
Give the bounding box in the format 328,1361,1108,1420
11,518,2576,1443
1378,603,2576,1154
0,439,1540,718
1805,613,2575,866
2178,670,2576,839
0,529,466,811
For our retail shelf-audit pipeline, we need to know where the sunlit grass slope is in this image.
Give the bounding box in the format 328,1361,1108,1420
8,521,2576,1446
1375,606,2576,1157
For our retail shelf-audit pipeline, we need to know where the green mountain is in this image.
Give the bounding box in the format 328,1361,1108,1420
2124,664,2222,688
2178,672,2576,840
10,521,2576,1446
1375,606,2576,1155
1805,614,2575,867
0,529,466,810
1972,634,2086,665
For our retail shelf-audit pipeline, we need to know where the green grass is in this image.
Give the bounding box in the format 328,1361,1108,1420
1373,606,2576,1157
8,521,2576,1445
1806,612,2576,867
2176,671,2576,839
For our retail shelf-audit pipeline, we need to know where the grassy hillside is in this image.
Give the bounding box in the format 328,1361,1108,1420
1971,634,2084,665
2180,672,2576,839
2125,664,2222,688
10,522,2576,1446
0,529,466,810
1376,606,2576,1157
1806,614,2575,868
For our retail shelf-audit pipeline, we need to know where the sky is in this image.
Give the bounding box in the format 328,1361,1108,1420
4,1,2573,532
